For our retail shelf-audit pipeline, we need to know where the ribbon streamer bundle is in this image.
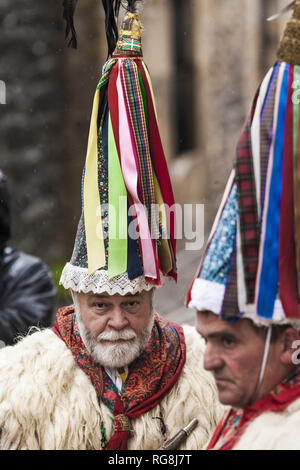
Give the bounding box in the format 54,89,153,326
187,1,300,325
61,0,177,289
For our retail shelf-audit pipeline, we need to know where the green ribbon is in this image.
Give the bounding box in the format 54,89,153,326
108,113,128,279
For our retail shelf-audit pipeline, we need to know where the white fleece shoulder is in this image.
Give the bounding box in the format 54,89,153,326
0,329,102,450
234,397,300,450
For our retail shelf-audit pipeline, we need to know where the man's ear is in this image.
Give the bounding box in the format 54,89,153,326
280,328,300,366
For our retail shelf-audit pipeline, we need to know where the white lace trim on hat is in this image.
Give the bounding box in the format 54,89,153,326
59,262,155,295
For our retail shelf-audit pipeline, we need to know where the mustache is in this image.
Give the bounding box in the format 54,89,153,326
96,329,137,342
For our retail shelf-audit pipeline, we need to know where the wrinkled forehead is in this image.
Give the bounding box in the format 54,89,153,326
73,288,154,304
196,310,259,341
196,310,228,333
87,292,143,301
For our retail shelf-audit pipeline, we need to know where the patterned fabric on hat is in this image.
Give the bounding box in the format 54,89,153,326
200,184,237,286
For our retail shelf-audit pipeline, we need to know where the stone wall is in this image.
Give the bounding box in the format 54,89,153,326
171,0,283,234
0,0,65,264
60,0,106,266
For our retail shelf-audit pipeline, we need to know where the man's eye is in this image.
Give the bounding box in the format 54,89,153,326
95,303,106,309
222,337,235,348
125,301,139,308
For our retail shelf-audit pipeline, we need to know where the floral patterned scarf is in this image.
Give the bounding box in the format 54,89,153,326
52,305,186,450
207,368,300,450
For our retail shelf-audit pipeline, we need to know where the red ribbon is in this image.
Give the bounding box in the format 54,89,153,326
279,64,300,318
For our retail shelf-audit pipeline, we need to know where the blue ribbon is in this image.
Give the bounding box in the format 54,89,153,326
257,63,289,319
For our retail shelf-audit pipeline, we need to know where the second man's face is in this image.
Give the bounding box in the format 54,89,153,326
196,311,269,409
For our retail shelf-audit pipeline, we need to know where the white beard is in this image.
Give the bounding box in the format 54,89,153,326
74,298,154,368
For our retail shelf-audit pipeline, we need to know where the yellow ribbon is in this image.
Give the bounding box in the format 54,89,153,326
83,87,106,276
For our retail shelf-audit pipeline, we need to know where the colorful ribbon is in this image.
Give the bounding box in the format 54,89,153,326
294,65,300,296
108,113,128,279
116,67,157,279
83,86,106,276
279,64,299,318
256,62,288,319
251,67,274,212
82,54,176,283
137,61,176,274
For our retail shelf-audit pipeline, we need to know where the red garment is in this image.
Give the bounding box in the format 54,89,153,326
207,368,300,450
52,305,186,450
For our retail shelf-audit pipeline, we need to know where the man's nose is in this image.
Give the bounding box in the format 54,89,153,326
107,308,129,330
203,345,223,371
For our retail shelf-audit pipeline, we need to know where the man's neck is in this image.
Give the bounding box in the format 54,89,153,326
248,365,298,408
104,366,129,394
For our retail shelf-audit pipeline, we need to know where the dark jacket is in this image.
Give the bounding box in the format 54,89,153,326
0,245,56,345
0,170,56,345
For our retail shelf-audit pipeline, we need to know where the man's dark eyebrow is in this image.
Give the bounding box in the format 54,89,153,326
197,330,236,341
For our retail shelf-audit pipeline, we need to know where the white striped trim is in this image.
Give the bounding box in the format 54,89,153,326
251,66,274,211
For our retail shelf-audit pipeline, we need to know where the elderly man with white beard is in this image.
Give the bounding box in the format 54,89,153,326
73,290,155,374
0,287,224,450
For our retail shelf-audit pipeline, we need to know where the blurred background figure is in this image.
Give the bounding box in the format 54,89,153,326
0,170,56,345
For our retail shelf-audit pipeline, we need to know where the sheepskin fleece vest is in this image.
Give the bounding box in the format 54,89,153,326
233,397,300,450
0,324,224,450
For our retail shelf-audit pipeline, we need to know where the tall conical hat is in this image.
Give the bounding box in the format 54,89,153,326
60,0,177,295
186,1,300,327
